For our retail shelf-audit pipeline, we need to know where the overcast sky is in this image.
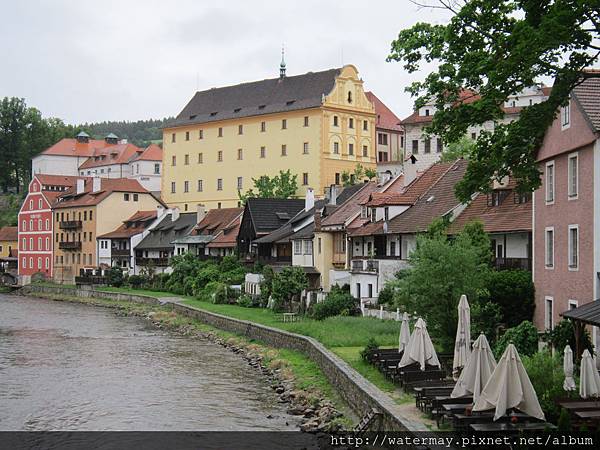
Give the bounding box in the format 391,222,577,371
0,0,451,124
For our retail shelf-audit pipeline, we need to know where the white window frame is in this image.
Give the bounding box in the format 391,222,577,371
303,240,313,255
545,161,555,204
294,240,302,255
568,299,578,310
545,226,554,269
568,152,578,199
561,100,570,130
568,224,579,271
544,296,554,330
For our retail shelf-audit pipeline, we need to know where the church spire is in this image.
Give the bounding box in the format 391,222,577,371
280,45,286,79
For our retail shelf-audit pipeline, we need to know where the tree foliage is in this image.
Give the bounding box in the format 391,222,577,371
487,269,535,327
493,320,539,359
439,137,476,162
388,0,600,200
238,169,298,203
270,266,308,312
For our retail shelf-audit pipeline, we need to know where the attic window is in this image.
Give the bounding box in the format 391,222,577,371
286,100,295,106
275,212,291,220
210,112,218,116
234,108,241,113
189,114,197,120
426,195,435,203
258,105,266,110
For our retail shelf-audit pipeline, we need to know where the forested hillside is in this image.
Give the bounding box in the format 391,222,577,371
83,118,173,147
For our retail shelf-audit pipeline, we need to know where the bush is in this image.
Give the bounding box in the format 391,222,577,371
360,337,379,362
521,351,566,423
542,319,594,355
494,320,539,359
486,270,535,327
128,275,143,289
199,281,229,304
311,285,358,320
270,267,308,312
107,267,124,287
236,294,253,308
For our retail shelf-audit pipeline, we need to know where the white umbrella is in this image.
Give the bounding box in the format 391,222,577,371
453,294,471,379
451,333,496,402
563,345,576,391
398,312,410,353
580,349,600,399
473,344,545,421
398,318,441,371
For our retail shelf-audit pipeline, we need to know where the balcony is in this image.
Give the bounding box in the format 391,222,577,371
351,259,379,273
332,252,346,265
136,257,169,267
111,248,130,257
59,241,82,251
59,220,82,230
493,257,531,271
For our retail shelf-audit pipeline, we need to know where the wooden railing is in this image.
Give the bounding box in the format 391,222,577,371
59,220,82,230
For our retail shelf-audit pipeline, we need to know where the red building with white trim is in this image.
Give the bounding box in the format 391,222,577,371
18,174,80,282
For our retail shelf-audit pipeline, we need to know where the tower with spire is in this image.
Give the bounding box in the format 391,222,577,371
280,46,286,79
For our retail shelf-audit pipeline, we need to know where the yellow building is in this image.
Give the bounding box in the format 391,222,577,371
162,64,376,210
52,177,164,283
0,227,18,258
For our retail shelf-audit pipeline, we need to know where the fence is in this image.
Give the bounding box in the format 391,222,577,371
361,304,403,321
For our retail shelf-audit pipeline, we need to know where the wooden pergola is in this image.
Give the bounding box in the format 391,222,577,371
561,300,600,358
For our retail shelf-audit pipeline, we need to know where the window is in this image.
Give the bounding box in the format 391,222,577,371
412,140,419,154
30,220,33,231
45,257,49,270
124,193,130,201
436,139,443,153
38,219,42,230
333,142,339,154
218,127,223,137
318,238,322,254
514,192,531,204
545,297,554,330
260,121,266,132
303,240,313,255
171,133,176,143
185,131,190,141
217,179,223,191
38,237,41,250
347,91,353,103
335,173,340,185
83,211,87,221
237,148,243,160
237,177,243,190
425,109,430,116
331,115,338,127
302,173,309,186
568,153,578,198
362,145,368,157
561,101,570,128
545,227,554,268
348,118,354,129
568,225,579,269
198,153,203,164
294,240,302,255
30,199,33,210
471,132,477,140
184,181,189,193
199,129,203,139
545,162,555,203
304,116,309,127
217,202,222,209
171,155,176,166
378,133,388,145
238,124,243,135
38,199,42,209
89,210,93,221
363,120,368,131
424,138,431,154
197,179,203,192
45,219,49,230
281,119,287,129
348,143,354,156
154,163,160,174
568,300,578,310
184,154,189,165
384,207,389,221
303,142,309,154
281,145,287,156
171,182,176,194
22,237,26,250
261,146,266,158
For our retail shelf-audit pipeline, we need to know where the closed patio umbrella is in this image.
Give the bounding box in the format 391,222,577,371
453,294,471,380
563,345,576,392
398,317,441,371
473,344,545,421
451,333,496,402
398,312,410,353
580,349,600,399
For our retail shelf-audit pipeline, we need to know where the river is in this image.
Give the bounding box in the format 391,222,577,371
0,294,301,431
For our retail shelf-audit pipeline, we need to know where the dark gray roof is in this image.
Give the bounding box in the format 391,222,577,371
253,200,325,244
336,183,367,205
169,68,341,128
573,76,600,132
561,299,600,327
135,212,197,250
246,198,306,235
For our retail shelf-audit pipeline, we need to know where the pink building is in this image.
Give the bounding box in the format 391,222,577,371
533,74,600,349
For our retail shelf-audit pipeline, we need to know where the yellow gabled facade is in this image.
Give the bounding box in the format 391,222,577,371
162,65,376,210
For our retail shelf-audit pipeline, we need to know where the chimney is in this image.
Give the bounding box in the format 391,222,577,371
171,207,180,222
197,204,206,224
156,204,165,219
76,179,85,195
92,176,101,193
329,184,338,206
404,155,418,185
305,188,315,211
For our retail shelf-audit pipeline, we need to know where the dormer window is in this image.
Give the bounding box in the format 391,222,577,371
361,206,368,219
370,208,376,222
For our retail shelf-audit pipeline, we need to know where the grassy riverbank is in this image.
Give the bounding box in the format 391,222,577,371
21,290,354,427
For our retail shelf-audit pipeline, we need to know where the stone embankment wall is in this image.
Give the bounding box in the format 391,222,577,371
21,284,427,432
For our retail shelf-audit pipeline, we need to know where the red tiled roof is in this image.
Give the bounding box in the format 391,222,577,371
78,143,142,169
0,226,18,241
35,174,81,187
206,216,242,248
53,178,151,209
41,138,115,158
195,207,244,235
131,144,163,162
98,210,158,239
320,182,378,228
366,92,403,132
447,188,532,234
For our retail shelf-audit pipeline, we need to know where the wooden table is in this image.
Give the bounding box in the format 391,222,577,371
575,410,600,419
282,313,297,322
471,422,556,433
559,401,600,411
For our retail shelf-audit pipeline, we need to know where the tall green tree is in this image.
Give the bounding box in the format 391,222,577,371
238,169,298,203
388,0,600,201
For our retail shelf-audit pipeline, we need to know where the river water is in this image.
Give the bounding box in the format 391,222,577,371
0,294,300,431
